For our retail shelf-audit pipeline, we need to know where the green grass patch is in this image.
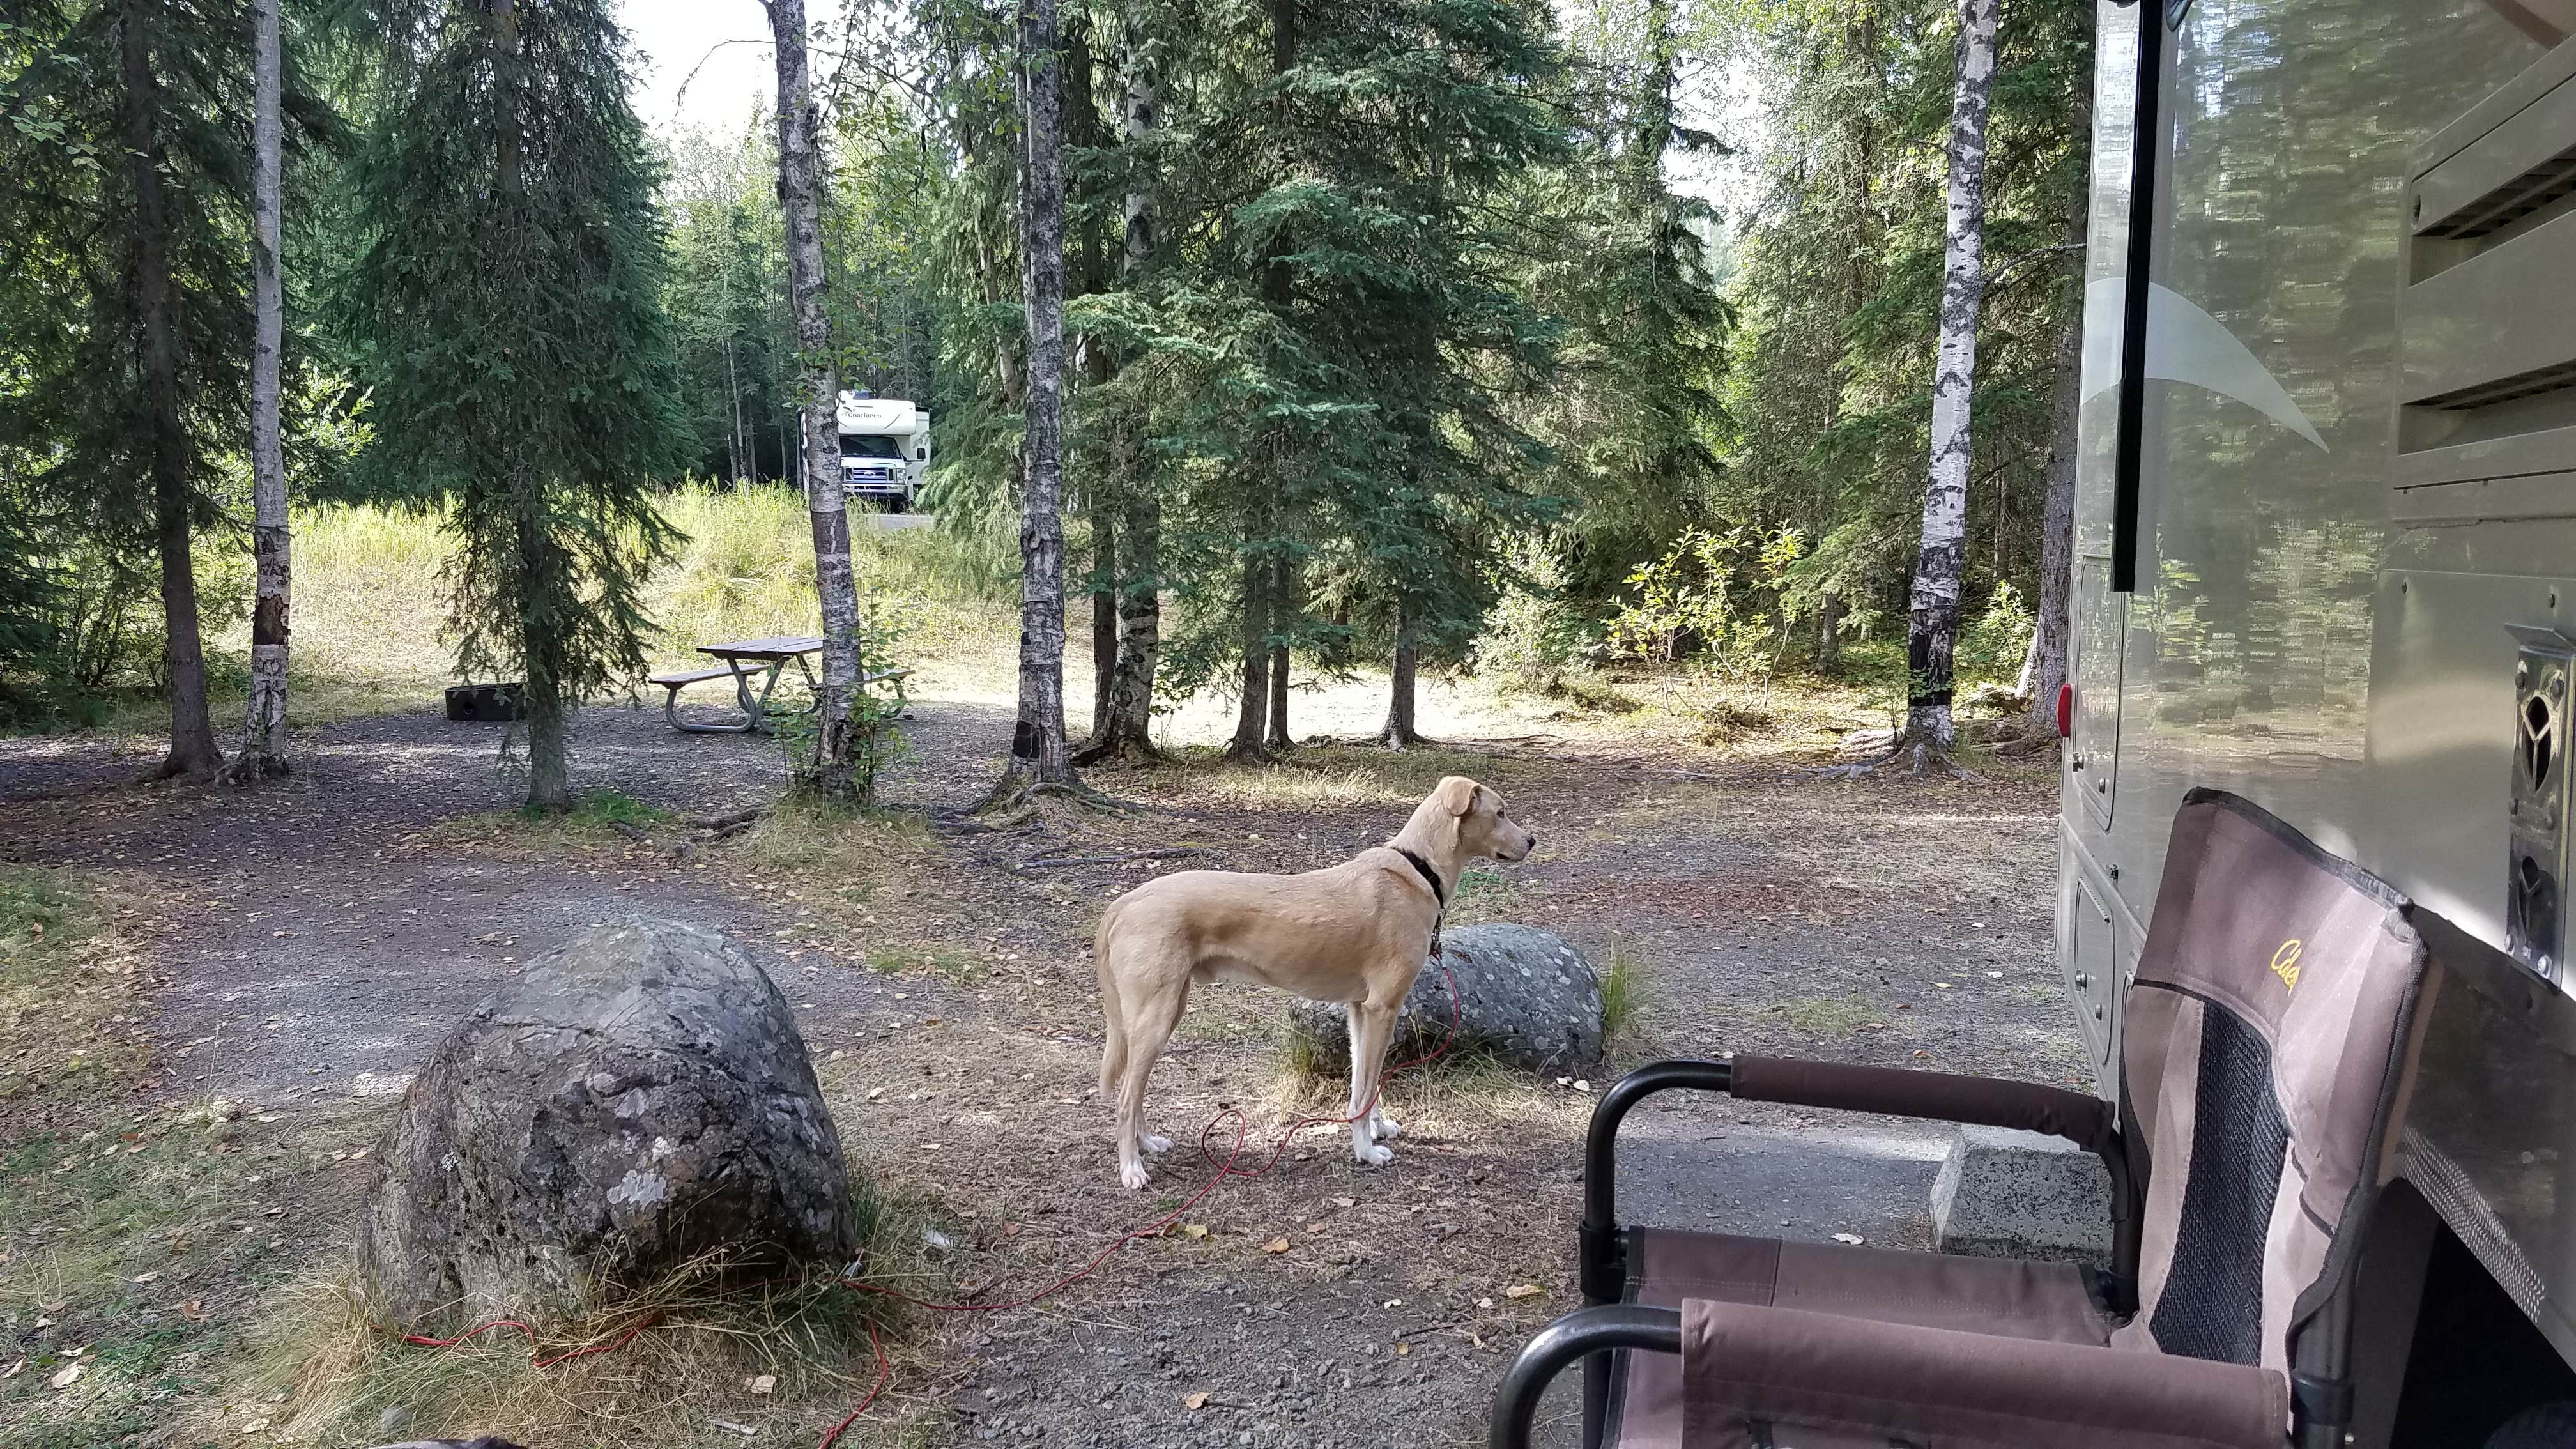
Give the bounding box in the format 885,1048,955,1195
0,1098,325,1448
862,946,984,984
1446,864,1526,926
1597,938,1646,1045
538,790,675,829
0,866,146,1111
1766,994,1885,1038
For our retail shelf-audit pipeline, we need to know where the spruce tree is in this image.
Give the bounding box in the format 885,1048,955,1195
3,0,266,775
341,0,685,811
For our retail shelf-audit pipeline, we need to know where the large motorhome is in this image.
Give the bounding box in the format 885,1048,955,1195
834,392,931,511
2060,0,2576,1437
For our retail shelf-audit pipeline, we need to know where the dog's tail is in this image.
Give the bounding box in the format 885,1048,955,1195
1095,901,1128,1097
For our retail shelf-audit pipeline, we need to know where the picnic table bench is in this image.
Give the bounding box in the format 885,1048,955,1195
651,634,908,735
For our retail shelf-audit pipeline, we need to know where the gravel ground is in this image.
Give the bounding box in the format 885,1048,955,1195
0,694,2079,1448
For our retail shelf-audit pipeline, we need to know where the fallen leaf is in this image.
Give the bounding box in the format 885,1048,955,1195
33,1316,53,1330
1859,1022,1887,1032
0,1357,18,1379
1002,1222,1022,1237
1394,1342,1411,1356
1831,1232,1865,1245
1474,1296,1493,1309
178,1300,206,1323
1471,1333,1489,1351
238,1419,270,1435
130,1271,158,1283
49,1365,82,1389
1262,1238,1291,1255
1505,1284,1544,1300
747,1374,777,1395
1182,1223,1209,1239
1306,1222,1326,1234
1183,1392,1209,1411
1332,1197,1355,1208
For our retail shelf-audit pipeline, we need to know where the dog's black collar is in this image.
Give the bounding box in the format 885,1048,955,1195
1393,847,1447,908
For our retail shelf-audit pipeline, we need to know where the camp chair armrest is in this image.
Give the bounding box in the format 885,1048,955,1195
1673,1298,2289,1449
1489,1305,1683,1449
1580,1059,2133,1308
1728,1055,2117,1155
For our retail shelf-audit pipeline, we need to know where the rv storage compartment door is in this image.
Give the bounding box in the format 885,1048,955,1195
2397,41,2576,510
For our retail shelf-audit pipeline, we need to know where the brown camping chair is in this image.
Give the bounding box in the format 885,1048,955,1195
1491,789,2429,1449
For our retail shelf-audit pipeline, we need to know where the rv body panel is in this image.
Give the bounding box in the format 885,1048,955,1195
2063,0,2576,1407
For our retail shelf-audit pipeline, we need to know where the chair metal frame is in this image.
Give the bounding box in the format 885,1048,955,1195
1490,1054,2361,1449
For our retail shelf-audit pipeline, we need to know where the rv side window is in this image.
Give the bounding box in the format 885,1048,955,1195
840,434,901,459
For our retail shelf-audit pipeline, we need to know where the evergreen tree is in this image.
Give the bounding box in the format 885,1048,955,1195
340,0,686,811
1,0,277,776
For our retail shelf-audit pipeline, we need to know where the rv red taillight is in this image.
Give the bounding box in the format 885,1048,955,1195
2056,683,2073,739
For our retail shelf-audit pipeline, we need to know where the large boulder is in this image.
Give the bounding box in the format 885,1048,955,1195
357,917,855,1330
1287,923,1604,1075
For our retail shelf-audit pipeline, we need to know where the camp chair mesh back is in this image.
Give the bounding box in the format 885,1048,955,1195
1560,789,2428,1449
2112,788,2425,1378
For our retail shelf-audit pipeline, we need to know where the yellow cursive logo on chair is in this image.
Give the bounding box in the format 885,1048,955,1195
2270,939,2303,993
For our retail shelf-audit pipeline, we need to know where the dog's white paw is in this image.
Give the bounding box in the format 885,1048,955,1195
1371,1116,1403,1140
1119,1161,1151,1190
1141,1132,1173,1156
1354,1141,1395,1168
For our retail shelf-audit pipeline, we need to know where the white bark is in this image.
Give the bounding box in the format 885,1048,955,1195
1903,0,1999,770
240,0,289,775
768,0,866,799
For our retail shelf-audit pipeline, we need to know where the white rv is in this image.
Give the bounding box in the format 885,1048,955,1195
834,392,931,511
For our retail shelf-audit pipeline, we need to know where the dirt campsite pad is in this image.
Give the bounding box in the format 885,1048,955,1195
0,680,2078,1449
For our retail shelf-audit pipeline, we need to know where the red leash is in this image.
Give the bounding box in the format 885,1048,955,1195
839,962,1464,1317
394,963,1465,1444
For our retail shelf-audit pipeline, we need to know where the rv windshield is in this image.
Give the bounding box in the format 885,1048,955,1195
839,434,901,459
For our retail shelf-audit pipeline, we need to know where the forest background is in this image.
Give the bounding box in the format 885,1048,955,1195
0,0,2093,773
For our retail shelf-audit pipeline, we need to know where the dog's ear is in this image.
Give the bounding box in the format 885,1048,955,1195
1441,776,1482,817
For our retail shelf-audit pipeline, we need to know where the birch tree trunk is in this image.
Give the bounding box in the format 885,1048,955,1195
991,0,1077,799
1900,0,1998,774
126,0,221,780
768,0,866,800
234,0,289,779
1074,35,1163,765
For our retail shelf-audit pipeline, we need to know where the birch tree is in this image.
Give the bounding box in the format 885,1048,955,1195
1897,0,2000,774
767,0,868,801
231,0,289,779
988,0,1079,802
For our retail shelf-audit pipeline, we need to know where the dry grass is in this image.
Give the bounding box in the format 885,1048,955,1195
171,488,1023,739
242,1176,953,1449
0,865,144,1112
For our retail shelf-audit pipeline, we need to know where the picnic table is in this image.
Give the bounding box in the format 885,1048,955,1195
650,637,910,736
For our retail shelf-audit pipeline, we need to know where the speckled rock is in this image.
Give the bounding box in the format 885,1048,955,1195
357,917,854,1330
1287,923,1603,1075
